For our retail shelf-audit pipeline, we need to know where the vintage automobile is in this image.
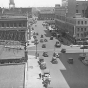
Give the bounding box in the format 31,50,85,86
38,58,44,65
44,39,48,42
40,39,43,43
50,36,53,40
42,52,48,57
78,54,86,61
82,54,88,65
36,33,39,35
67,58,73,64
42,44,46,48
40,62,46,70
61,48,66,53
42,69,51,83
55,41,61,48
41,35,44,38
51,57,58,64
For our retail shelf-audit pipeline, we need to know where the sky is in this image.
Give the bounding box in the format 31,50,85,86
0,0,62,7
0,0,86,8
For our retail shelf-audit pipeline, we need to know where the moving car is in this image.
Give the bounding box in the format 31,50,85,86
55,41,61,48
42,44,46,48
50,36,53,40
44,39,48,42
41,35,44,38
40,62,46,70
43,52,48,57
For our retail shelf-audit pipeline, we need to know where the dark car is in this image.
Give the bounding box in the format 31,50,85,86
42,44,46,48
42,52,48,57
51,57,58,64
50,36,53,40
67,58,73,64
55,41,61,48
40,39,43,43
38,58,44,65
61,48,66,53
41,35,44,38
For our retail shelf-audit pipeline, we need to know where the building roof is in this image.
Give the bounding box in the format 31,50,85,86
0,64,24,88
0,15,27,21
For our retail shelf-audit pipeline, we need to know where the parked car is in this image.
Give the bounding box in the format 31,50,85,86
43,52,48,57
67,58,73,64
42,44,46,48
61,48,66,53
55,41,61,48
38,58,44,65
51,57,58,64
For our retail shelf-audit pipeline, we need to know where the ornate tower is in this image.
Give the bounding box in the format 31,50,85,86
9,0,15,8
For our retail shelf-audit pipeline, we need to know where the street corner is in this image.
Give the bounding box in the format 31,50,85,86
28,55,36,59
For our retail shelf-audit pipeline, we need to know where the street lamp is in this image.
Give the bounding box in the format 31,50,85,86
35,38,38,59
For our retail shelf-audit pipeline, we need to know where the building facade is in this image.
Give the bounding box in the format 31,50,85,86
55,0,88,43
0,15,29,44
38,11,55,20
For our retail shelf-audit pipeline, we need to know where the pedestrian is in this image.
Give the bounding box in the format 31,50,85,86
39,73,41,79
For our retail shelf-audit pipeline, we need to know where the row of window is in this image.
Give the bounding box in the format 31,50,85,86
77,28,87,32
77,33,86,37
0,22,27,27
77,20,87,25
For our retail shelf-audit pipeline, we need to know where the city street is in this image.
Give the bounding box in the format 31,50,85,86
28,21,88,88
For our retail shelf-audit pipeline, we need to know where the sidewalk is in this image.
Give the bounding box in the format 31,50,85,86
25,55,44,88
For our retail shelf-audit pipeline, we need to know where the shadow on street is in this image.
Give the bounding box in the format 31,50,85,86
44,30,51,37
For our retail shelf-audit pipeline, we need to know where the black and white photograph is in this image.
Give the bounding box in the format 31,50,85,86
0,0,88,88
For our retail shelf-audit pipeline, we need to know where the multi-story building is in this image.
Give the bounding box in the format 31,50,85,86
55,0,88,44
0,15,29,44
38,11,55,20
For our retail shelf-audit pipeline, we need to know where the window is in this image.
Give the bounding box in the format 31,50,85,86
14,23,17,27
81,21,83,24
82,10,84,14
77,28,80,31
77,33,79,37
81,28,83,31
19,23,22,27
84,28,86,31
78,21,80,24
10,23,13,27
76,10,78,13
2,23,4,27
7,23,9,27
85,21,87,24
81,33,83,37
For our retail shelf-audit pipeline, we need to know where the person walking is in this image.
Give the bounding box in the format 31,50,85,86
39,73,41,79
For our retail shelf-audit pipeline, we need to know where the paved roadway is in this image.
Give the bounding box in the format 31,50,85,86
28,21,88,88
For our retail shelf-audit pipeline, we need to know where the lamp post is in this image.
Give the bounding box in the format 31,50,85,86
35,38,38,59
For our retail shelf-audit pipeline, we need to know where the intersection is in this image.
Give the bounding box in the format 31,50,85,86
26,21,88,88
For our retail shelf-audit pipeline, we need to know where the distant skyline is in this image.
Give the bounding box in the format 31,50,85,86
0,0,87,8
0,0,62,7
